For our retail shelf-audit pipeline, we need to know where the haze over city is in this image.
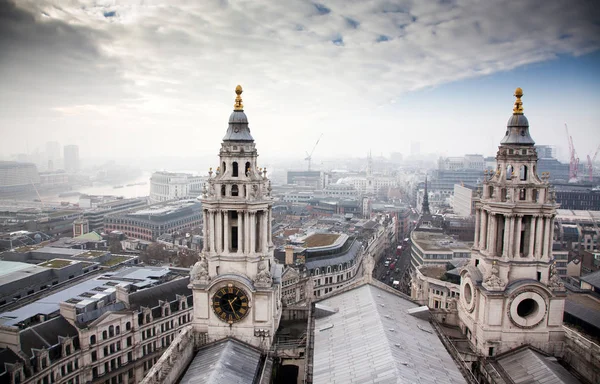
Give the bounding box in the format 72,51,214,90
1,0,599,163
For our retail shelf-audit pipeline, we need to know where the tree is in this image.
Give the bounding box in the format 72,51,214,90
178,248,199,268
108,238,123,254
140,243,172,264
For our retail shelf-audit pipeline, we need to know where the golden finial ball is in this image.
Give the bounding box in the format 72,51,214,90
514,87,523,97
235,85,243,95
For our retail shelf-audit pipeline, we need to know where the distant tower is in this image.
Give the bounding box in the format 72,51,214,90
64,145,80,173
73,218,89,237
458,88,565,357
190,86,281,350
421,176,430,215
365,150,375,196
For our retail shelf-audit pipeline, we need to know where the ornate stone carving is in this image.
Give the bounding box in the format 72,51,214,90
254,261,272,287
190,257,210,285
482,261,506,291
548,262,565,291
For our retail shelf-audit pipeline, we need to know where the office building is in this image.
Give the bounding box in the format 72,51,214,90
149,171,207,204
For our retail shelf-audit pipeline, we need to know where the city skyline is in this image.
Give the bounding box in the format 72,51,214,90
1,0,599,162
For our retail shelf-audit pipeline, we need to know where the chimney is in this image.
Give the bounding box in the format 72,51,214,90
116,284,130,306
59,302,77,324
285,245,294,265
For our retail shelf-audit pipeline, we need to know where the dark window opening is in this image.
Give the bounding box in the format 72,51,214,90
537,272,541,281
221,185,226,196
231,227,238,250
232,162,238,177
520,165,528,181
245,162,251,176
489,347,495,356
517,298,538,318
231,185,239,197
222,161,226,174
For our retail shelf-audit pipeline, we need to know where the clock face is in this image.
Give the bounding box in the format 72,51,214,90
212,284,250,323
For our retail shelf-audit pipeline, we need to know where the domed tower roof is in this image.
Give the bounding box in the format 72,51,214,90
222,85,254,142
499,87,535,146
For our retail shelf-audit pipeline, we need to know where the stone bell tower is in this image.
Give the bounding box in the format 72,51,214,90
189,86,281,350
458,88,565,357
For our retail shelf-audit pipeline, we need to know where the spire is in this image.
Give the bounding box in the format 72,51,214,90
234,85,244,111
422,176,430,215
500,87,534,146
223,85,254,142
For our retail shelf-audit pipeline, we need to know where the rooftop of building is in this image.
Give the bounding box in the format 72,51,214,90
411,230,471,253
580,269,600,289
418,265,449,279
0,260,50,287
106,199,200,222
0,266,172,328
556,209,600,222
303,233,341,248
493,347,580,384
564,292,600,330
312,283,467,384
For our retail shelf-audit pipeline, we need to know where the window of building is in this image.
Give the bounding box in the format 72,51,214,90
90,335,96,345
231,185,239,197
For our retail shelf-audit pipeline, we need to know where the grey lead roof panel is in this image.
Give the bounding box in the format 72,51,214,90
313,284,467,384
179,339,262,384
497,348,580,384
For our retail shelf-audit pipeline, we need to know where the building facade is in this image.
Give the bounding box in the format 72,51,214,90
189,86,282,350
103,200,201,241
452,184,477,217
149,171,207,204
458,88,566,357
0,162,40,196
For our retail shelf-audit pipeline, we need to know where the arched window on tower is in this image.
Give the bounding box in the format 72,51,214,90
519,165,528,181
506,165,513,180
501,188,507,202
221,185,226,196
231,185,239,197
245,162,251,176
519,189,526,200
532,189,539,202
222,162,226,174
232,162,238,177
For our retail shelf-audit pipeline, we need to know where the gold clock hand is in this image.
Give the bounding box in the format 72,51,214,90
228,299,235,312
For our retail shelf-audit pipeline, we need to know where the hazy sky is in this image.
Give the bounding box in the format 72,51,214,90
1,0,599,163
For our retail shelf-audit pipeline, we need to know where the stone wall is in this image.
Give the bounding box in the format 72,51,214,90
562,326,600,384
138,326,198,384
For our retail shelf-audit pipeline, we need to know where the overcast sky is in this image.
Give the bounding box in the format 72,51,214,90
0,0,599,163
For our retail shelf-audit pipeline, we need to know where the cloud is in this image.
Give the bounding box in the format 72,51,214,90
0,0,599,159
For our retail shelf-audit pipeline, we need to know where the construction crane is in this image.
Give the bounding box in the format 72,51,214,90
304,133,323,171
586,144,600,182
565,123,579,183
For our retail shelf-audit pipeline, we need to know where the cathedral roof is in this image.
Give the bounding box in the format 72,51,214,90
222,85,254,142
178,338,264,384
312,284,467,384
500,88,535,146
495,347,581,384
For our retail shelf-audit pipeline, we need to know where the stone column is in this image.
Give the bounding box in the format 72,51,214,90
202,209,208,252
250,212,256,254
542,215,551,259
514,215,522,257
488,213,496,256
473,209,481,250
548,216,555,258
244,211,251,254
261,210,268,253
237,210,243,254
223,210,229,254
267,209,272,246
502,215,511,258
528,215,536,258
215,210,222,254
507,215,515,258
535,215,544,258
480,210,488,250
210,210,217,254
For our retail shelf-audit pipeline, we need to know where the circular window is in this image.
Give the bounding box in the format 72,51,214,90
517,298,538,318
464,283,473,305
461,279,476,313
509,291,547,328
